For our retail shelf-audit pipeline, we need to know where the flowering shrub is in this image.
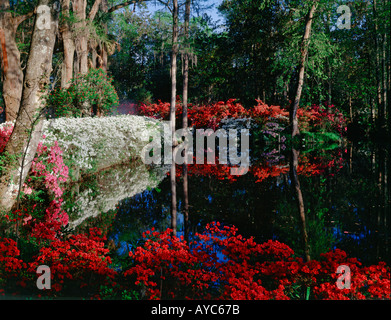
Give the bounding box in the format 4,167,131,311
139,99,286,130
188,99,249,130
139,99,347,137
0,121,13,152
27,227,116,295
0,222,389,299
31,141,69,199
42,115,164,173
124,227,219,299
1,123,70,242
123,222,390,300
19,139,69,241
0,229,116,298
250,100,289,126
46,68,119,118
0,238,25,284
298,103,347,135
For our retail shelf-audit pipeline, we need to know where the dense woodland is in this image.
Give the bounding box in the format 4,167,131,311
0,0,390,135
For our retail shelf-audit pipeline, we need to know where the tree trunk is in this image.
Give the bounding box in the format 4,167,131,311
182,0,191,242
290,148,311,262
170,0,179,236
373,0,384,129
290,1,318,137
182,0,190,130
382,31,387,129
61,0,75,88
73,0,88,75
0,0,59,213
0,0,32,122
99,0,108,72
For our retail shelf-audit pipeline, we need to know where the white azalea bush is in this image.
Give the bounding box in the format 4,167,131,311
41,115,166,180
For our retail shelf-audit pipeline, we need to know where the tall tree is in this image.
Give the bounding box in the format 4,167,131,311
0,0,59,213
170,0,179,236
182,0,190,129
72,0,88,75
0,0,34,121
157,0,180,235
182,0,190,241
290,0,318,137
60,0,75,88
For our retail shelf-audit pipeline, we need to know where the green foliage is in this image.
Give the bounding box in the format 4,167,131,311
46,68,119,118
301,131,342,145
0,152,17,177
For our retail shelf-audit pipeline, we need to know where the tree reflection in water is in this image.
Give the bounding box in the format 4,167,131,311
64,142,390,266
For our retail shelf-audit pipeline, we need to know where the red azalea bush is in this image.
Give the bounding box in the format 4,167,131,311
0,222,389,300
0,238,25,288
124,227,220,299
309,103,347,135
123,222,390,300
0,229,116,298
298,103,347,135
139,99,287,130
27,227,116,295
250,100,289,126
139,99,346,135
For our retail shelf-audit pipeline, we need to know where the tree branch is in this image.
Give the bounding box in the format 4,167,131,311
108,0,144,13
157,0,172,13
13,9,35,28
88,0,102,21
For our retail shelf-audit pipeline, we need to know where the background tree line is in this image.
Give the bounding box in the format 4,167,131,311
0,0,390,136
108,0,390,137
0,0,390,212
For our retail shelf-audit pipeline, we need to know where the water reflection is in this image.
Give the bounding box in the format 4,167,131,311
62,142,390,265
290,148,310,262
62,159,169,230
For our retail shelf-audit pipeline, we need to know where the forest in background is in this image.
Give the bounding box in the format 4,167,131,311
0,0,390,138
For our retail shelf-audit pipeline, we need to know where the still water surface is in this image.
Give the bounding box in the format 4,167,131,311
67,141,390,266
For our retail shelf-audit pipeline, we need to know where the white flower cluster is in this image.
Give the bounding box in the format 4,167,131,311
1,115,167,179
42,115,166,177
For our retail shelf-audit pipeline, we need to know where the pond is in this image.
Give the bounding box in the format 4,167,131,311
67,140,390,267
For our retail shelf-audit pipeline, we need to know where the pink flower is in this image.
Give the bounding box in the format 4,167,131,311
24,186,33,195
23,215,32,225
